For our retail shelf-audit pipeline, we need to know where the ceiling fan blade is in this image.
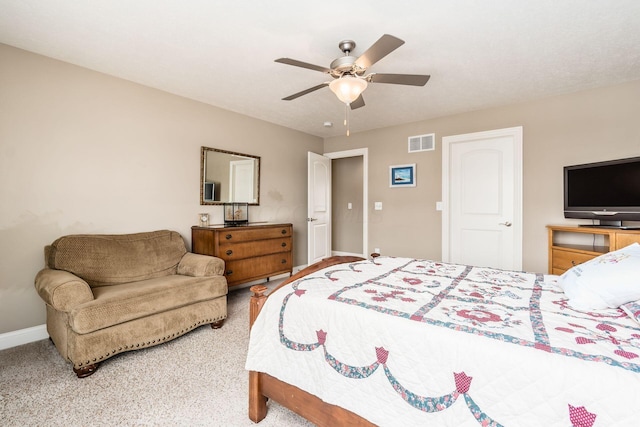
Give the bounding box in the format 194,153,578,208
350,94,365,110
355,34,405,69
282,83,329,101
275,58,331,73
369,73,431,86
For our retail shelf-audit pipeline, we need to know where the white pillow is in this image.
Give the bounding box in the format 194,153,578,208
557,242,640,310
620,299,640,326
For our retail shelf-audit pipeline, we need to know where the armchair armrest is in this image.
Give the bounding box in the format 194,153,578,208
34,269,94,312
178,252,225,277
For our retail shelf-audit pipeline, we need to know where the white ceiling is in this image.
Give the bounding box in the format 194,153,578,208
1,1,640,138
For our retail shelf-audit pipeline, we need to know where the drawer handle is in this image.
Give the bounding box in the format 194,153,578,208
281,229,287,235
281,259,287,264
571,260,576,266
226,270,233,275
281,242,287,247
226,250,233,256
225,234,232,240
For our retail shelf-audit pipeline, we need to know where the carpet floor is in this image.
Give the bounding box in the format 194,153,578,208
0,282,313,426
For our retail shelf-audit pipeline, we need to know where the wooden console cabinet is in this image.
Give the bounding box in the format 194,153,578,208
547,225,640,275
192,223,293,288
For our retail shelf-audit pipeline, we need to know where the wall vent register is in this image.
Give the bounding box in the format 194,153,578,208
408,133,435,153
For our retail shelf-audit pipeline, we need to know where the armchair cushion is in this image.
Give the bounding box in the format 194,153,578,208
70,274,227,334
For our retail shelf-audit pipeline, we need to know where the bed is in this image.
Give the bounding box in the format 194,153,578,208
245,254,640,426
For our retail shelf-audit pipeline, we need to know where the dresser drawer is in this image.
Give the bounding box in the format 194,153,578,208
224,252,292,285
218,237,291,261
551,249,596,272
218,226,292,243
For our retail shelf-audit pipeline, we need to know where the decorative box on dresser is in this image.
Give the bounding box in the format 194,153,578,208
192,223,293,288
547,225,640,275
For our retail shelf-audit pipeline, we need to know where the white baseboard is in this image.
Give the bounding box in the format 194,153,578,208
331,250,365,257
0,324,48,351
291,264,307,274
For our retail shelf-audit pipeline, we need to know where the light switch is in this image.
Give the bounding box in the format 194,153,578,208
348,202,353,210
374,202,383,210
436,201,443,211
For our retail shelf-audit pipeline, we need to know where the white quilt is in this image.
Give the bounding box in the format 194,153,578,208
245,257,640,426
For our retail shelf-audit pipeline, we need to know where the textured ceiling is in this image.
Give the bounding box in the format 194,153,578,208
1,1,640,138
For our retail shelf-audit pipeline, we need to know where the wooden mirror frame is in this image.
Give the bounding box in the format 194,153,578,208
200,146,260,205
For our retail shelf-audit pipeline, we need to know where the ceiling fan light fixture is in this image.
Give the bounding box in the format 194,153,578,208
329,75,368,104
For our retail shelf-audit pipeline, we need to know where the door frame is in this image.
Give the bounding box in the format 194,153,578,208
441,126,523,269
324,148,369,258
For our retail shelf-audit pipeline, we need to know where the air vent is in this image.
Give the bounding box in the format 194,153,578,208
408,133,435,153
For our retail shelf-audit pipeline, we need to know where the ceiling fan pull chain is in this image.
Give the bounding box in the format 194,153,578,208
344,103,348,127
345,103,350,136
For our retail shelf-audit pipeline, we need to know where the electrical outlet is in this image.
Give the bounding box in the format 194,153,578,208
374,247,380,254
374,202,382,210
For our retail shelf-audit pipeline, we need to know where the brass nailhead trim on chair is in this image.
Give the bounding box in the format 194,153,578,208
74,316,228,369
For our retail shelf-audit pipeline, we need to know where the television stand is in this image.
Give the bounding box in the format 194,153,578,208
547,225,640,274
578,224,640,230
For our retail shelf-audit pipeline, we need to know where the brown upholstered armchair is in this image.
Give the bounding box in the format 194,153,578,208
34,230,228,377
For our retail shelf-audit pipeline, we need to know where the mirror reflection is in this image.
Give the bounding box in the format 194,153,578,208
200,147,260,205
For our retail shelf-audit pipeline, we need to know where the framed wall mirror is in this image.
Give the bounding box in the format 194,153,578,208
200,147,260,205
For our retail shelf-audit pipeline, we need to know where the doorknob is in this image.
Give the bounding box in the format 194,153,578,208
499,221,512,227
307,218,318,222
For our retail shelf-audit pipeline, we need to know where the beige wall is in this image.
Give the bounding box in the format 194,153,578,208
2,42,640,336
0,44,323,334
324,80,640,272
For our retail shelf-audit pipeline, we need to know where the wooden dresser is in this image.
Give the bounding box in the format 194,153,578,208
192,223,293,288
547,225,640,275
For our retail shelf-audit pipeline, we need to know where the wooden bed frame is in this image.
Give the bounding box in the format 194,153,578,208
248,255,376,426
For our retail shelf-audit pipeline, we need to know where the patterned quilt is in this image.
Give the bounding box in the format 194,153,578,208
245,257,640,426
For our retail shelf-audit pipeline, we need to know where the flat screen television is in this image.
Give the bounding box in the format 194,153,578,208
564,156,640,228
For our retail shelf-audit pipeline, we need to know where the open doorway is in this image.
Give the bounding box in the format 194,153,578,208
326,148,368,258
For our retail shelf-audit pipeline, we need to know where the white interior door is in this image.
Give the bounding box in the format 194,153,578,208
307,152,332,264
229,159,255,202
442,127,522,270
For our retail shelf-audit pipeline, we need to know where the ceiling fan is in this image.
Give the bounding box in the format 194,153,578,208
275,34,430,110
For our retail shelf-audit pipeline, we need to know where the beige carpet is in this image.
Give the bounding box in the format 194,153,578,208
0,282,313,427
